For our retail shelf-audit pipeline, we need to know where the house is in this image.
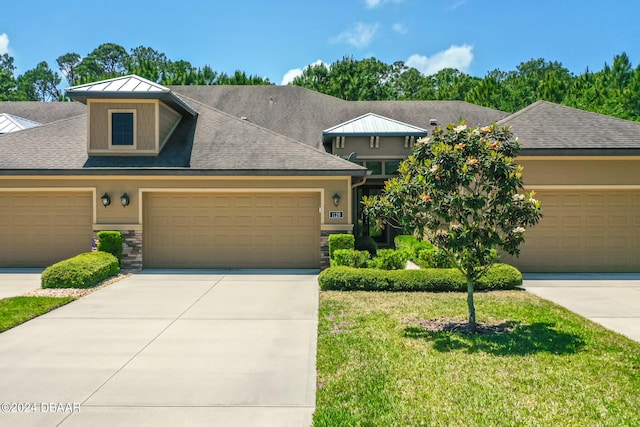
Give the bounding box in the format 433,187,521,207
1,75,639,272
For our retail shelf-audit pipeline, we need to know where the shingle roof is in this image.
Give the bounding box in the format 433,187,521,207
323,113,428,137
498,100,640,153
0,113,40,133
168,85,509,149
8,81,637,174
183,95,368,173
0,101,86,124
0,94,366,175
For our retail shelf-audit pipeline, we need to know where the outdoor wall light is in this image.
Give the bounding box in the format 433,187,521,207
332,192,341,207
120,193,130,207
100,193,111,207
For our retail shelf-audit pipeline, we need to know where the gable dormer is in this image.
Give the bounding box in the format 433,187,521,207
66,75,197,156
323,112,428,158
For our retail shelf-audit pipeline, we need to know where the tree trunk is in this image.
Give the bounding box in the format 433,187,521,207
466,279,476,334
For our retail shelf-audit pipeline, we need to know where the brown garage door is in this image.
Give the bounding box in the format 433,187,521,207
0,192,94,267
509,190,640,272
144,192,321,268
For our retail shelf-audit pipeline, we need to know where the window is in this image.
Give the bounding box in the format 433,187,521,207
385,161,401,175
366,161,382,175
110,111,135,146
357,160,403,177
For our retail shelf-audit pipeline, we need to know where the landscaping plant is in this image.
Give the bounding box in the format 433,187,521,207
364,122,542,332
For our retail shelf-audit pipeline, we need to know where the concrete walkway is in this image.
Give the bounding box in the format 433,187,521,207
523,274,640,343
0,269,42,299
0,270,319,427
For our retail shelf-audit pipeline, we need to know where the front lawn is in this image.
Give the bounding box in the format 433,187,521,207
0,296,75,333
315,291,640,426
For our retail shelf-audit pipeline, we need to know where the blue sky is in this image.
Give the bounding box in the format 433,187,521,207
2,0,639,86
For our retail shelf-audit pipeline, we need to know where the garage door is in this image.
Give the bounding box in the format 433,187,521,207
509,190,640,272
144,192,321,268
0,192,94,267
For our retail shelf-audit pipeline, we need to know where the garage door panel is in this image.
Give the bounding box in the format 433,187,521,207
609,216,628,227
510,190,640,272
144,193,320,268
0,192,93,267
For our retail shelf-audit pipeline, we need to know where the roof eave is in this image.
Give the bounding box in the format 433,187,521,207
0,168,368,177
519,148,640,156
323,131,428,138
66,92,198,117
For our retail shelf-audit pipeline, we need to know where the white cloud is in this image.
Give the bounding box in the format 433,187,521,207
406,44,474,75
280,60,328,85
0,33,10,55
365,0,404,9
450,0,468,10
331,22,379,48
392,23,408,35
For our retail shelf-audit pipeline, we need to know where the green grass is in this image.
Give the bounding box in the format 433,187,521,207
315,291,640,426
0,296,75,333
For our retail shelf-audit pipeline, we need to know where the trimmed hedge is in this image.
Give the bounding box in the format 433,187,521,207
333,249,370,268
328,234,355,259
369,249,410,270
318,263,522,292
97,230,124,263
41,252,120,289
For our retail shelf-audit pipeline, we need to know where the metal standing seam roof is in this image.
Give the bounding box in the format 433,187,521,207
0,113,40,134
323,112,429,137
66,75,170,93
66,75,198,117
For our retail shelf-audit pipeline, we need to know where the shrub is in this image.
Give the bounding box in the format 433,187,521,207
394,235,435,260
332,249,370,268
416,247,453,268
415,247,498,269
369,249,410,270
355,235,378,257
394,235,418,252
318,264,522,292
328,234,355,259
416,247,437,268
42,252,120,289
97,231,124,263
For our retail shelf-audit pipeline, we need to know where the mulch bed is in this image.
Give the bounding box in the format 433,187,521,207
410,318,515,335
23,273,132,299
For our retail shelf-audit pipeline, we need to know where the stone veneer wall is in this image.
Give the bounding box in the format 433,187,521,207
120,230,143,271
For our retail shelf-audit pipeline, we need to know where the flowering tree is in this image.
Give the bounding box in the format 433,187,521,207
363,122,542,332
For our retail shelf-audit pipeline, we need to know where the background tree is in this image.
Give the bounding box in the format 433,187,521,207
17,61,61,101
126,46,169,83
0,53,19,100
56,52,81,86
72,43,130,84
363,123,542,332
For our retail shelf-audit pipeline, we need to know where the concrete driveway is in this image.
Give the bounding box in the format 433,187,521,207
0,270,319,427
523,273,640,343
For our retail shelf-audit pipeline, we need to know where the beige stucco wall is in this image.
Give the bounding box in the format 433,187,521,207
518,157,640,186
88,100,157,153
0,175,354,229
333,136,414,158
158,103,181,148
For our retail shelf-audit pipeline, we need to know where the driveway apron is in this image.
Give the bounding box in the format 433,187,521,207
0,270,319,427
523,273,640,343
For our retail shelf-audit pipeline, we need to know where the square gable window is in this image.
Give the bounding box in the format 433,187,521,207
110,110,135,147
